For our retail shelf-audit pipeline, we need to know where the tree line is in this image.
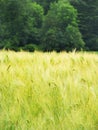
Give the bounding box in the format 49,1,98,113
0,0,98,51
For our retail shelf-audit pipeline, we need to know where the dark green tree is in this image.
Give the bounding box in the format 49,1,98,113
0,0,44,50
70,0,98,51
41,1,84,51
32,0,58,14
0,0,29,49
25,2,44,45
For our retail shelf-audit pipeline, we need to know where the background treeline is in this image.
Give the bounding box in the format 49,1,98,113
0,0,98,52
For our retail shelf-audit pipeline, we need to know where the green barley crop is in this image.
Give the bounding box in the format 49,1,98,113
0,50,98,130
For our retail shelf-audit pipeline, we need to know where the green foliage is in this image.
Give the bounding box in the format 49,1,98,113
70,0,98,51
22,43,40,52
25,2,44,44
32,0,58,14
65,25,85,51
0,0,44,49
0,0,98,51
42,1,84,51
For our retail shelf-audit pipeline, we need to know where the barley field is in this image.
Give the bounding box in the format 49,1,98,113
0,51,98,130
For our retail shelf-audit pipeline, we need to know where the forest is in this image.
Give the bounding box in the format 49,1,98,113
0,0,98,52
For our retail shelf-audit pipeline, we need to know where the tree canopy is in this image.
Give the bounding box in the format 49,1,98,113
70,0,98,51
0,0,97,51
41,1,84,51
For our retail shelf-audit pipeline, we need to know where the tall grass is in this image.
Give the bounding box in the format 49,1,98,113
0,51,98,130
